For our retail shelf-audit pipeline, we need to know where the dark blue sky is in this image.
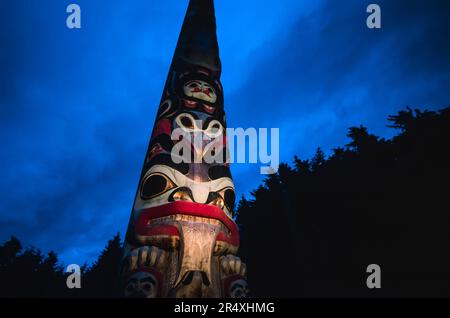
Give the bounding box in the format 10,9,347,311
1,0,449,265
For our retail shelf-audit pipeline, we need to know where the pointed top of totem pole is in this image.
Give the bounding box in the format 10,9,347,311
172,0,221,76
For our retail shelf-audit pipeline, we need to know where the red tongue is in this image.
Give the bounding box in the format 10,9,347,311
174,220,220,287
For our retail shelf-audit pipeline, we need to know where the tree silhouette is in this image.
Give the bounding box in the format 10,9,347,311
238,106,450,297
0,236,66,297
0,234,123,298
83,233,122,298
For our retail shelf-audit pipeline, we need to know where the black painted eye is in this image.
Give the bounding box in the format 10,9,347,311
208,165,232,180
224,189,236,211
141,174,175,200
180,116,194,129
188,82,198,88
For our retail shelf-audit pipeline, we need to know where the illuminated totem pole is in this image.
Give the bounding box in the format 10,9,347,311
121,0,248,298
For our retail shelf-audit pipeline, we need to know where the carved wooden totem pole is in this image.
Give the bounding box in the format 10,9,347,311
121,0,248,298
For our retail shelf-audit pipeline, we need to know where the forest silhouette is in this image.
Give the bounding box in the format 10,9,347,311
1,106,449,298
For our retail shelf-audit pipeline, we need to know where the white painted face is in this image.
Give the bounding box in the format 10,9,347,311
134,164,235,219
124,271,158,298
183,80,217,103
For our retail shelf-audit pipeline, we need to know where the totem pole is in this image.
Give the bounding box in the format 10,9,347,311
121,0,248,298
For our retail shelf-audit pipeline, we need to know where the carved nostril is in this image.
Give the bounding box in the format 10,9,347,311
211,197,224,210
206,192,226,210
169,187,194,202
172,190,192,202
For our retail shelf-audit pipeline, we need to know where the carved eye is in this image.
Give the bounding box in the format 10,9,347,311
180,116,194,129
205,120,223,138
141,173,176,200
188,82,199,89
175,113,198,132
211,123,220,133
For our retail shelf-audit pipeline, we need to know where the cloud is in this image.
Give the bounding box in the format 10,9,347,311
1,0,449,265
226,0,450,165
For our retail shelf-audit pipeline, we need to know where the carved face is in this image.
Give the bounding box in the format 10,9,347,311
124,271,158,298
137,164,235,215
183,80,217,103
229,279,249,298
134,156,238,253
138,111,232,214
